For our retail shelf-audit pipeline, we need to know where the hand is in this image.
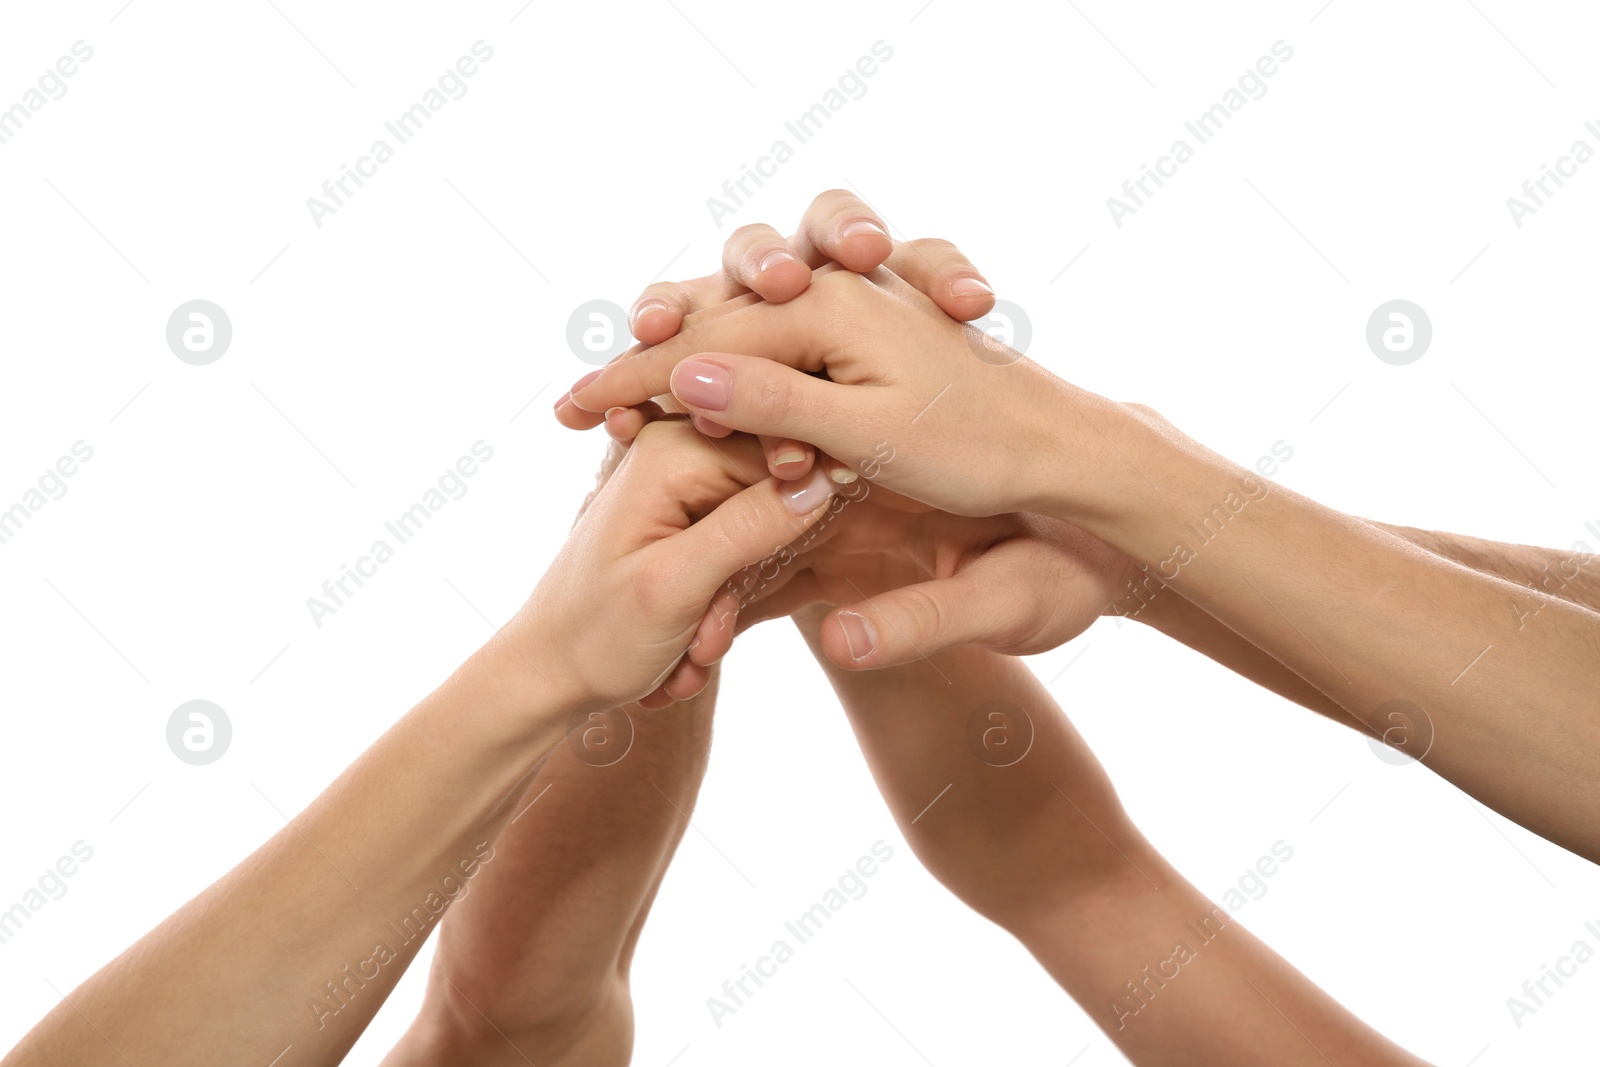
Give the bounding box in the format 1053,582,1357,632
506,419,839,711
689,497,1136,671
560,263,1132,519
554,188,1001,482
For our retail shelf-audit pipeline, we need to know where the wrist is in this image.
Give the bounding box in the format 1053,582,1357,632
462,614,597,744
1021,385,1160,524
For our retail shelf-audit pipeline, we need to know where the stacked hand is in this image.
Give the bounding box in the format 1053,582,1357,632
31,189,1592,1067
558,190,1138,682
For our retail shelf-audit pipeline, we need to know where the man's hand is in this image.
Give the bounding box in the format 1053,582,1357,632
691,500,1135,672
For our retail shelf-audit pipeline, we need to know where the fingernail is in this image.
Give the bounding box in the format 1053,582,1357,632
773,449,808,467
631,300,669,325
841,219,889,241
605,406,627,420
829,465,859,484
782,468,836,516
838,611,876,662
671,359,731,412
951,276,994,297
759,249,797,273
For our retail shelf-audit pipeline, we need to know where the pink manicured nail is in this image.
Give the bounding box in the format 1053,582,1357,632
951,276,994,297
782,468,835,517
837,611,876,662
672,359,732,412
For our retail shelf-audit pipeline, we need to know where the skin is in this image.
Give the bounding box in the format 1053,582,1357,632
2,423,836,1067
723,487,1600,1064
563,198,1600,864
382,441,721,1067
798,618,1435,1066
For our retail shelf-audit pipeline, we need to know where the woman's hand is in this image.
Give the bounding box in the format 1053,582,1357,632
555,188,1000,482
560,263,1134,519
506,419,838,712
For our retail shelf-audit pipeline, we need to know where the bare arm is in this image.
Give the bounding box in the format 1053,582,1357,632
5,421,829,1067
793,612,1430,1066
8,639,574,1067
1049,409,1600,861
382,677,717,1067
1119,521,1600,732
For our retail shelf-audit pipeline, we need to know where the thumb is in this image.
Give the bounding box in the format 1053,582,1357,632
821,573,1025,670
658,467,840,604
669,354,873,466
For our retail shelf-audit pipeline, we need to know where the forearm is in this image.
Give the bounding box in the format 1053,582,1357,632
1044,400,1600,859
1119,521,1600,731
795,616,1424,1064
793,611,1138,925
388,677,719,1067
7,636,573,1067
1024,869,1430,1065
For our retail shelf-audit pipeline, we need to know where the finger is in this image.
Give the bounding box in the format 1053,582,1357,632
566,298,825,418
818,452,860,489
629,276,737,346
764,436,815,481
648,466,840,602
665,354,876,466
603,400,669,444
626,419,772,521
692,413,734,438
636,686,677,711
789,189,893,272
689,555,813,665
554,368,608,428
661,658,712,701
735,569,828,633
688,597,737,667
885,237,996,322
820,572,1021,670
721,223,811,303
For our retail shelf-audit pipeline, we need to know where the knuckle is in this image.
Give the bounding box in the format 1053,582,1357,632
751,371,796,425
896,586,948,643
909,236,963,261
813,188,856,210
631,417,690,458
1123,402,1170,426
729,222,778,244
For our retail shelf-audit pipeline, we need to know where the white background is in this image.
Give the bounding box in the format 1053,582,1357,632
1,1,1597,1063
